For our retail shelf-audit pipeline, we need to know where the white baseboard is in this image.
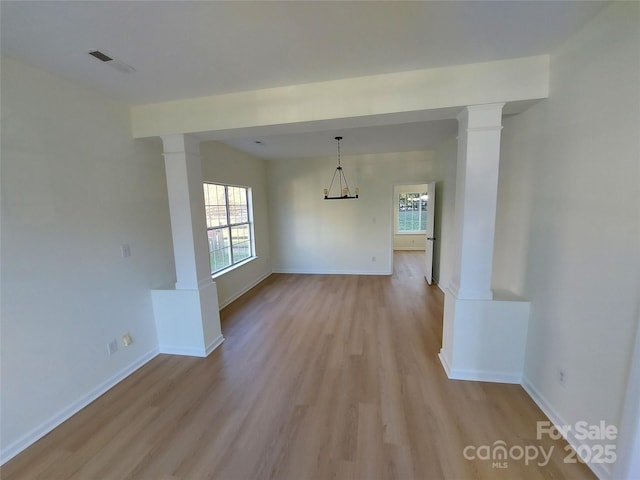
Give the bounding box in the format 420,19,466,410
205,334,225,356
218,272,271,309
448,367,521,384
438,349,452,377
522,376,611,480
0,347,159,465
159,334,224,358
449,368,522,384
1,331,225,465
439,349,521,384
272,268,392,276
158,345,206,357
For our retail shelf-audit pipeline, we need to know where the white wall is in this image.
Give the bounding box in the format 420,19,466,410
393,233,425,251
614,310,640,479
268,151,434,275
493,2,639,476
200,142,272,307
433,137,457,287
0,57,175,459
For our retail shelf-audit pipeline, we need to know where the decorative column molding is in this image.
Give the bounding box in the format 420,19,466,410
151,134,223,358
161,134,212,290
449,103,504,300
440,103,530,384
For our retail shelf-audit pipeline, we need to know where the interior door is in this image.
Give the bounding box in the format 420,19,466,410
425,181,436,284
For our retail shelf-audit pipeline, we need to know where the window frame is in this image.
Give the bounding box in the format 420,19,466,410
203,182,255,276
397,191,428,234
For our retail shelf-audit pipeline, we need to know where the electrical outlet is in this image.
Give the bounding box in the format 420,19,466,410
372,256,376,262
121,243,131,258
107,339,118,356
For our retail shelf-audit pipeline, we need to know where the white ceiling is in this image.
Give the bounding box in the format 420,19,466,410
218,118,460,160
1,0,607,158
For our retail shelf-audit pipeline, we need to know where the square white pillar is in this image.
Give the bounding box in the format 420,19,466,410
440,290,530,383
161,134,212,290
152,282,223,357
450,104,504,300
440,104,530,383
151,134,223,357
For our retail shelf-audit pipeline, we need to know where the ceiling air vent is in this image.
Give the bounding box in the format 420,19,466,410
88,50,136,74
88,50,113,62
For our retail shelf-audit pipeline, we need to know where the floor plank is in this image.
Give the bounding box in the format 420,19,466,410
1,252,595,479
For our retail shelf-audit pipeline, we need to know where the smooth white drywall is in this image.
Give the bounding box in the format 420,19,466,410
433,136,458,288
393,234,425,251
494,2,640,476
268,151,434,275
200,142,272,307
614,311,640,480
0,57,175,458
393,184,428,251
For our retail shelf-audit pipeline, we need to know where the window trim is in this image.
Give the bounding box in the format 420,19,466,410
211,255,256,280
396,191,428,234
203,182,256,276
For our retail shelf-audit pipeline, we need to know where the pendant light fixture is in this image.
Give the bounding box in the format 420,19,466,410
323,136,359,200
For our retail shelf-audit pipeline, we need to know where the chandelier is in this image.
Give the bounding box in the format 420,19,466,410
323,136,359,200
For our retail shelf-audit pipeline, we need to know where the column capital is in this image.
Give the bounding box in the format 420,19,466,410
457,103,505,130
160,133,201,157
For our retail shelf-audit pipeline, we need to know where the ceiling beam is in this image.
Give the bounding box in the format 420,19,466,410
130,55,549,139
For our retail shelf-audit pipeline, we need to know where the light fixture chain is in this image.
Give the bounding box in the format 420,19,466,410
328,167,339,196
324,135,358,200
337,136,344,194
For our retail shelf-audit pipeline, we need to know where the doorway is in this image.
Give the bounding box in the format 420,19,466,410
391,182,436,282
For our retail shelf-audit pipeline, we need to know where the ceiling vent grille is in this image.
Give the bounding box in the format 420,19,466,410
88,50,112,62
88,50,135,74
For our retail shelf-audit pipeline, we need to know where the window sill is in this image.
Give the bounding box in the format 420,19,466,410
211,256,257,280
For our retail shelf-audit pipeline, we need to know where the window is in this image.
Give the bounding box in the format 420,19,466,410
203,183,254,275
398,192,428,233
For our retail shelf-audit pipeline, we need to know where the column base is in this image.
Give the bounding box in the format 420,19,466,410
151,281,224,357
440,288,530,384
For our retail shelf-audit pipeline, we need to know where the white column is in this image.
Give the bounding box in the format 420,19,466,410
450,104,504,300
161,134,211,290
150,134,223,357
440,104,530,384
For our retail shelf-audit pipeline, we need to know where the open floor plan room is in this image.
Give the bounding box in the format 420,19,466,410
2,253,594,479
2,2,639,479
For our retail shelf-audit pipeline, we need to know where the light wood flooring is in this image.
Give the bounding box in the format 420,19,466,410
2,252,595,479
